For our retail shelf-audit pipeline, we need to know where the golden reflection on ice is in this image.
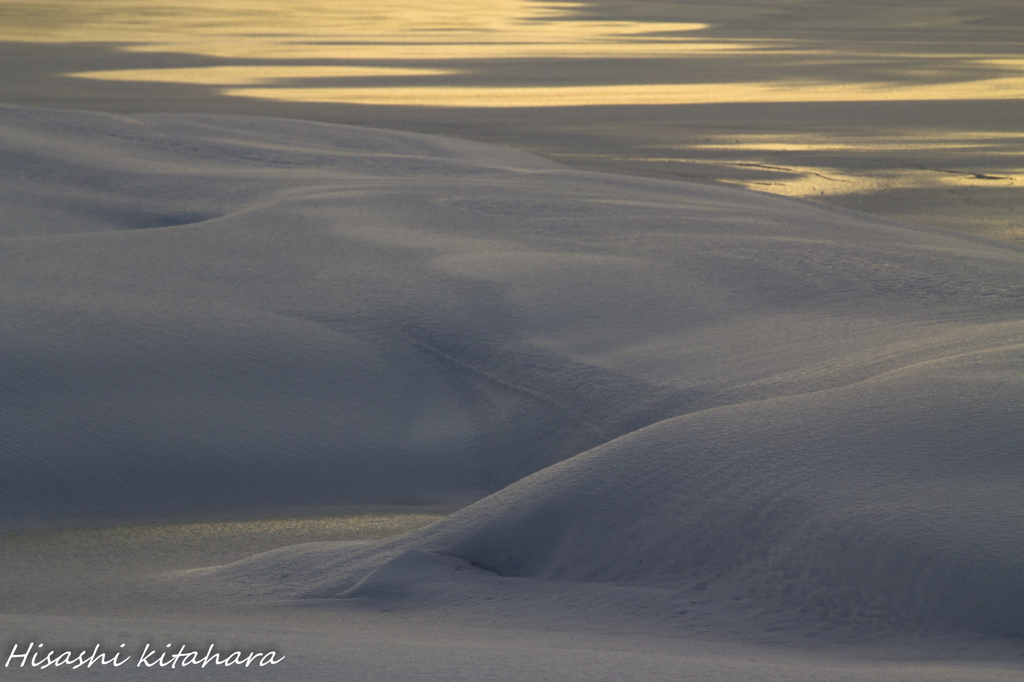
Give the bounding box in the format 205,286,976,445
722,166,1022,199
74,65,459,86
6,0,1021,108
2,0,713,60
222,77,1024,107
690,132,1024,153
555,127,1021,219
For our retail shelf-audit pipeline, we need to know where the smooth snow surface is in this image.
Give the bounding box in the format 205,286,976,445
1,105,1022,678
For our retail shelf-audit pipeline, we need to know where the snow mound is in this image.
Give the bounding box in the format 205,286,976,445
429,348,1024,634
3,105,1023,638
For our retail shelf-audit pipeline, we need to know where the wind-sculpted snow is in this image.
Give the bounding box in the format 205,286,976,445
431,351,1024,634
3,105,1023,641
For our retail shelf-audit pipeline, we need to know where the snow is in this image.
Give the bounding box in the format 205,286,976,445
1,104,1022,679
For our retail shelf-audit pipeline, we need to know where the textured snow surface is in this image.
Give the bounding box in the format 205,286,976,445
2,105,1022,676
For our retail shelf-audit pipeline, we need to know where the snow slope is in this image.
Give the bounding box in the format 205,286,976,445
2,105,1022,664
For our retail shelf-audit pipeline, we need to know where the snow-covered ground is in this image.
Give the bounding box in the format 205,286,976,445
2,105,1022,679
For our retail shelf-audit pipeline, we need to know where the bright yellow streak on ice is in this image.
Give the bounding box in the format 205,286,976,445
222,77,1024,107
1,0,714,60
73,66,459,86
6,0,1024,108
654,130,1023,209
690,132,1024,153
558,127,1022,215
725,167,1023,196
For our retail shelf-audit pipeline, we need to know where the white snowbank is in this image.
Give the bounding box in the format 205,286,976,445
3,105,1023,650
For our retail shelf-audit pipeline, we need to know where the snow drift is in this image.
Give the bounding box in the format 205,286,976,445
2,104,1022,639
